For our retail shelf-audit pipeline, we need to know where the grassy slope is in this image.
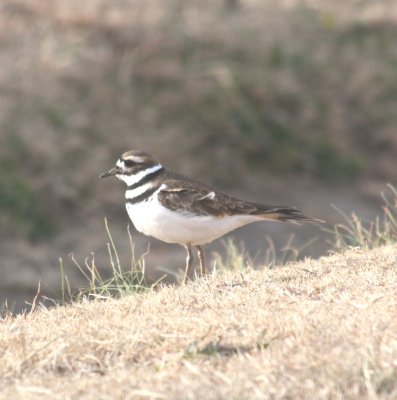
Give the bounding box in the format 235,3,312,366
1,246,397,399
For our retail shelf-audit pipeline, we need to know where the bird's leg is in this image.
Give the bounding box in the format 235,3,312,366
196,245,206,277
183,244,194,284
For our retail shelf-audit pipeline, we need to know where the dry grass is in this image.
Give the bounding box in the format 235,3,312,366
1,246,396,399
332,184,397,250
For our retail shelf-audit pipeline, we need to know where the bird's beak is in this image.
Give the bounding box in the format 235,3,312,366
99,167,121,178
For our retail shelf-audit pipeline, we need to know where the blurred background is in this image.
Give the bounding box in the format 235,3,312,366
1,0,396,313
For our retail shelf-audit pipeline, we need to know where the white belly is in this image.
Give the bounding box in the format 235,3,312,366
125,197,261,246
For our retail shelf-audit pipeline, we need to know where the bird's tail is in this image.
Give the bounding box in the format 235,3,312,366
253,206,324,224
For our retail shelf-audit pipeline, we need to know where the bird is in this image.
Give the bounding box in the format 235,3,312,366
100,150,322,282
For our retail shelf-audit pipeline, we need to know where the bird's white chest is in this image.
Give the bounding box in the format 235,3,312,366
125,192,259,246
125,195,169,241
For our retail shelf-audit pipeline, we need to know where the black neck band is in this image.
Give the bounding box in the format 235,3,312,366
127,166,164,190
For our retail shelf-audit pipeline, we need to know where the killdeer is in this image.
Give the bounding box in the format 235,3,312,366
100,150,321,282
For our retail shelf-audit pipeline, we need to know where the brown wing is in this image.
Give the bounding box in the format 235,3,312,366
157,175,316,221
158,179,259,216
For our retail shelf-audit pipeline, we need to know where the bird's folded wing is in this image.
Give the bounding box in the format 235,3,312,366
158,180,263,217
157,179,323,222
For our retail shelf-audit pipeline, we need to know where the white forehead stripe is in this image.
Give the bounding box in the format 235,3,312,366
116,164,163,187
116,159,124,168
128,156,147,163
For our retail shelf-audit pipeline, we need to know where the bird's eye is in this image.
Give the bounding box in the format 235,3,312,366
124,159,136,168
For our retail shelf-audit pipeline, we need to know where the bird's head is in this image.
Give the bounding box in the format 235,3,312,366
99,150,163,186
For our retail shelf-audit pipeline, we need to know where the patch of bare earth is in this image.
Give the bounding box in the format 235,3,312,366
1,246,397,399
